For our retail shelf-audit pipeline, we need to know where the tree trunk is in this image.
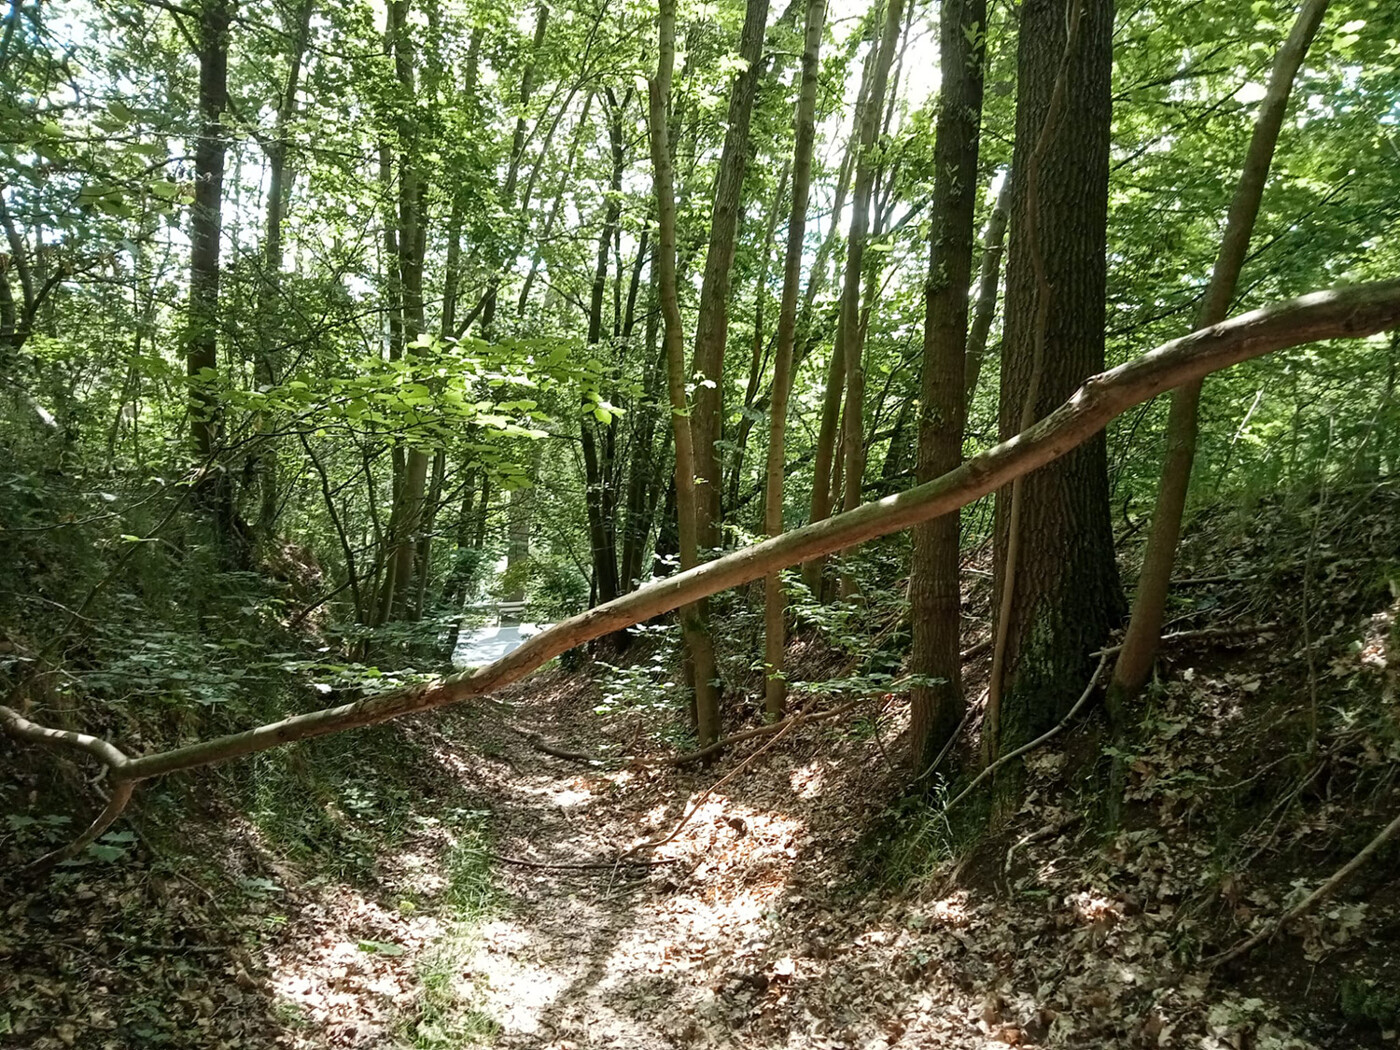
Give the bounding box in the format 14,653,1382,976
725,162,789,519
983,0,1122,765
251,0,314,552
836,0,906,593
185,0,243,561
907,0,987,768
690,0,771,551
763,0,826,719
801,35,879,595
648,0,722,747
580,91,627,606
478,0,549,337
376,0,432,624
1108,0,1330,708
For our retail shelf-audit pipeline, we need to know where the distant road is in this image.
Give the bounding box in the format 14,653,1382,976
452,623,552,669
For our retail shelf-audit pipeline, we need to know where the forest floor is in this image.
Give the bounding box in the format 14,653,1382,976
3,489,1400,1049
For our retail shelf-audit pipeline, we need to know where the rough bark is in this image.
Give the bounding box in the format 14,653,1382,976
984,0,1122,764
908,0,986,768
1108,0,1330,708
763,0,826,719
9,281,1398,810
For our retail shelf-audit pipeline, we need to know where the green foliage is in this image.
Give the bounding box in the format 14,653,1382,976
1339,977,1400,1029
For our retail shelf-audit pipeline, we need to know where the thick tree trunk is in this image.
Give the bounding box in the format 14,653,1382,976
763,0,826,719
1108,0,1330,708
690,0,771,551
15,281,1399,797
649,0,722,747
907,0,987,768
984,0,1123,764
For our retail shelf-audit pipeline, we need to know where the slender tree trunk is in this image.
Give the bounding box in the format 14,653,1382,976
983,0,1123,766
252,0,314,552
801,35,879,595
1108,0,1330,707
477,0,549,336
763,0,826,718
725,163,789,518
378,0,430,623
620,250,663,592
964,174,1010,408
690,0,771,551
580,91,627,606
441,26,483,338
907,0,987,768
648,0,721,747
835,0,906,594
518,91,594,316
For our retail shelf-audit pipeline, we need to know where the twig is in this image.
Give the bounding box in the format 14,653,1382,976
1206,808,1400,968
941,654,1109,818
625,698,817,858
496,855,675,871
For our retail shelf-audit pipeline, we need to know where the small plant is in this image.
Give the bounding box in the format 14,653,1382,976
1340,977,1400,1029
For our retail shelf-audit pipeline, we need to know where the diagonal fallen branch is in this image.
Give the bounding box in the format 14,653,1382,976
5,280,1400,866
1205,807,1400,968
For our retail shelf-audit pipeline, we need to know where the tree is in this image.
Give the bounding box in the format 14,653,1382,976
185,0,244,562
648,0,722,747
983,0,1122,764
763,0,827,719
1107,0,1331,710
908,0,988,767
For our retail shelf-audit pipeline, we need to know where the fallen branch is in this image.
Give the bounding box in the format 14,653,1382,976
4,281,1400,860
1206,807,1400,968
511,727,603,766
660,699,863,766
941,653,1111,817
1093,623,1276,657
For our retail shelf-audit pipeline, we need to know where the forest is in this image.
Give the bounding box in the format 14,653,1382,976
2,0,1400,1044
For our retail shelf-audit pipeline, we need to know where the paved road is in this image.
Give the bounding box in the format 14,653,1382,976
452,623,551,669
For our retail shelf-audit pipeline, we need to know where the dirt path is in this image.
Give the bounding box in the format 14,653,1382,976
442,670,899,1049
